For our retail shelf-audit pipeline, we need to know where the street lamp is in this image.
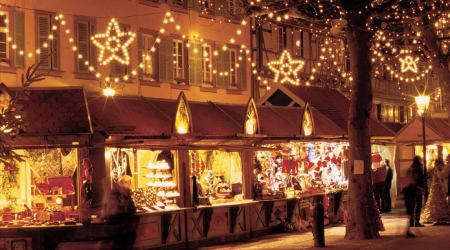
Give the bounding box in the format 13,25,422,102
415,95,430,201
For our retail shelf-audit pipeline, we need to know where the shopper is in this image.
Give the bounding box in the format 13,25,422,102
107,175,137,250
420,158,450,225
372,162,387,213
384,159,393,213
402,156,425,237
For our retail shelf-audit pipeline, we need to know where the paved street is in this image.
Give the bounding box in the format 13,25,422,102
199,210,450,250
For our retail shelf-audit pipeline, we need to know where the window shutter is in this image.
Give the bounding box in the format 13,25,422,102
159,35,173,83
138,32,143,79
216,48,230,89
187,0,200,11
223,49,230,88
76,21,89,72
213,0,223,16
51,17,59,69
14,11,25,68
37,14,51,69
188,40,202,85
239,54,247,90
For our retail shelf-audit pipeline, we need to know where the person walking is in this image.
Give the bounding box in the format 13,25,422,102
372,162,387,213
402,156,425,237
384,159,393,213
420,158,450,225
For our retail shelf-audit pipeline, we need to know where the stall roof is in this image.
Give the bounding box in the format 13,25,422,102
394,118,450,143
87,96,175,136
18,87,92,136
259,84,395,138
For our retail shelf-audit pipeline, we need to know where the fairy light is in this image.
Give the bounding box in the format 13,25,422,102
91,18,136,66
267,50,305,85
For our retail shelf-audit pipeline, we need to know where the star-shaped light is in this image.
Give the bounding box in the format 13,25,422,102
91,18,136,66
268,50,305,85
399,55,419,73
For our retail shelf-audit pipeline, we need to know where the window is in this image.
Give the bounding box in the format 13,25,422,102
173,39,184,80
200,0,214,13
228,0,236,16
229,49,237,87
0,12,9,64
376,103,382,121
399,106,405,123
75,20,94,73
37,13,59,70
140,33,155,79
202,45,212,83
170,0,185,8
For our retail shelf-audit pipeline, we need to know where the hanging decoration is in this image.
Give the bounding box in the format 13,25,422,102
244,98,259,136
302,105,313,136
174,92,191,135
268,50,305,85
91,18,136,66
399,55,419,73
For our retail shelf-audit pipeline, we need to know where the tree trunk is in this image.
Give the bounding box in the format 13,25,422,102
344,12,381,240
419,16,450,113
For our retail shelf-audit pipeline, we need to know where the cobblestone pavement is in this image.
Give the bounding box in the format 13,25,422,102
199,210,450,250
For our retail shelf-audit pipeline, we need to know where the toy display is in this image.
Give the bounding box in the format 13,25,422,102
254,142,348,199
190,150,243,204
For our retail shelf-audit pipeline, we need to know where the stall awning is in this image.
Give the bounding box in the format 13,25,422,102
259,84,395,138
12,87,92,146
394,118,450,143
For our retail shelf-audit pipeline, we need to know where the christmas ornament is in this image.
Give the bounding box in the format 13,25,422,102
91,18,136,66
268,50,305,85
399,55,419,73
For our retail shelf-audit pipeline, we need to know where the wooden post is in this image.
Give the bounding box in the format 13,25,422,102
177,150,192,207
241,150,254,200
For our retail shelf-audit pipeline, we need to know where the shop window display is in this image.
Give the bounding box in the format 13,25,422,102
0,149,79,226
190,150,243,204
254,143,348,199
106,148,179,212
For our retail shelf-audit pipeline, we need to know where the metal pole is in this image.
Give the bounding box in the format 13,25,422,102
422,115,428,202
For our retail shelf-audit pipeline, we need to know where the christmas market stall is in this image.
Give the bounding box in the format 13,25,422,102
394,117,450,192
248,102,350,234
0,87,94,249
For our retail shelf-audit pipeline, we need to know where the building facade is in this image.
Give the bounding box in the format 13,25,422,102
0,0,250,104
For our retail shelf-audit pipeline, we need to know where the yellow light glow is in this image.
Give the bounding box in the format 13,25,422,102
415,95,430,116
55,197,63,205
267,50,305,85
399,55,419,73
103,88,116,97
175,98,190,135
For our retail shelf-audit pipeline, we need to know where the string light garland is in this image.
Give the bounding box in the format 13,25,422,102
267,50,305,85
91,18,136,66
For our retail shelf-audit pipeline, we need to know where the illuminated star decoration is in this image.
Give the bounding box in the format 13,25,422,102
91,18,136,66
399,55,419,73
268,50,305,85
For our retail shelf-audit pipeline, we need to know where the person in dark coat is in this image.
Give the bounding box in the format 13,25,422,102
107,175,137,249
402,156,425,237
372,163,387,213
384,159,393,213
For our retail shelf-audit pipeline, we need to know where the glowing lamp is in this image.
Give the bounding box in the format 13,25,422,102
103,88,116,97
55,197,63,205
415,95,430,116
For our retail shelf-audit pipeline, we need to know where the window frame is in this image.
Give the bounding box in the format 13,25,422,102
173,39,184,81
201,43,213,85
0,10,10,66
140,31,158,81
